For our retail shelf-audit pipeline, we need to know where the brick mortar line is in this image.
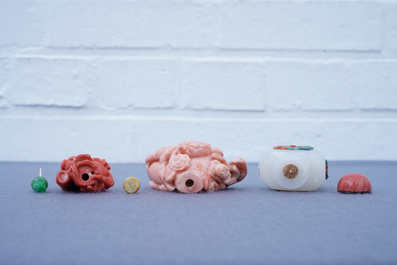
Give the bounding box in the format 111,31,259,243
2,54,396,63
1,116,397,123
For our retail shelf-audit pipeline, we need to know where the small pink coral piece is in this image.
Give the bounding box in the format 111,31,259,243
56,154,114,192
337,173,372,194
145,141,248,193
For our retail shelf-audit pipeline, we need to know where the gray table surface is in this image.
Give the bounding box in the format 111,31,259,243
0,161,396,265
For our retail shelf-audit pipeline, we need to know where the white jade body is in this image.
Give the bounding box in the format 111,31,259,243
259,149,326,191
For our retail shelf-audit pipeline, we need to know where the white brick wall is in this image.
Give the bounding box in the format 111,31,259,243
264,60,397,111
0,0,45,47
182,59,265,111
90,58,177,109
0,0,396,163
216,1,381,51
8,57,89,107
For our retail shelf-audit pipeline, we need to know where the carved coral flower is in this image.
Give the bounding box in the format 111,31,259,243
169,154,190,172
180,141,212,157
164,165,176,182
210,160,231,184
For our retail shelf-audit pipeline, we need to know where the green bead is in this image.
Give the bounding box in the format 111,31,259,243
31,177,48,193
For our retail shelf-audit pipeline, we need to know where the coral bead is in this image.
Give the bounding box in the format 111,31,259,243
337,173,372,194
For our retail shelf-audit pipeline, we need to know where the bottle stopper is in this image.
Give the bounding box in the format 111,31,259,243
123,177,140,194
337,173,372,194
31,168,48,193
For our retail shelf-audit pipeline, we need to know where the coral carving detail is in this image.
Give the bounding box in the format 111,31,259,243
145,141,247,193
56,154,114,192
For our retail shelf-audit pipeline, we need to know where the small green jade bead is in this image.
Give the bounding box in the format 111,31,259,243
31,177,48,193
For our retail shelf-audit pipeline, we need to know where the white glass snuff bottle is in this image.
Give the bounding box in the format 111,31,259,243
259,145,328,191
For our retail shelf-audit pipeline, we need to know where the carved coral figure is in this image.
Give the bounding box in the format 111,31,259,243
56,154,114,192
145,141,247,193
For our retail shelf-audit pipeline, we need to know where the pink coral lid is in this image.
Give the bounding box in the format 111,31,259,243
337,173,372,194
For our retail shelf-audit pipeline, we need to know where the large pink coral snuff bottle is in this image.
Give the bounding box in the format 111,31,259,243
145,141,247,193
